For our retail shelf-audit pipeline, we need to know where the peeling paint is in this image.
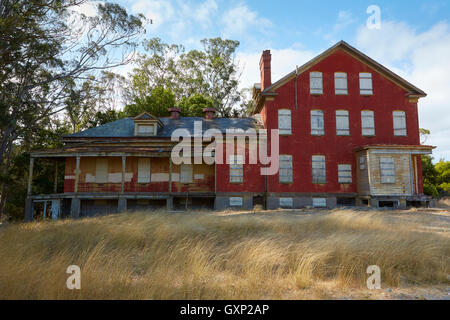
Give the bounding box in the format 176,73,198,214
151,173,169,182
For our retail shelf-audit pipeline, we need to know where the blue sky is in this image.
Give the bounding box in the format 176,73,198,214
79,0,450,160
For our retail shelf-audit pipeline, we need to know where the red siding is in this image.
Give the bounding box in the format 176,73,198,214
260,49,423,194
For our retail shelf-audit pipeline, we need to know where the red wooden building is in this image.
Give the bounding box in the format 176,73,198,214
25,41,433,220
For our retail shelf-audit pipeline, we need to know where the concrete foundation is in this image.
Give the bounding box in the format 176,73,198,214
25,197,33,222
70,197,81,219
118,197,127,212
215,194,254,210
166,196,173,211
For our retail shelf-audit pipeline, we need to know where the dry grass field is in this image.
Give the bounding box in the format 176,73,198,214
0,207,449,300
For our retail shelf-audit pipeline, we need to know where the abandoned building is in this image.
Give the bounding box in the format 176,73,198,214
25,41,434,220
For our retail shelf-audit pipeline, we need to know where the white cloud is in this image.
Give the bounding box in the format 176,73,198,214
221,3,272,38
356,21,450,161
324,10,357,43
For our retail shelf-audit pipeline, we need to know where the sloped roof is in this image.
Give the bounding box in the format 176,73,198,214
252,41,426,114
63,117,260,138
264,41,426,96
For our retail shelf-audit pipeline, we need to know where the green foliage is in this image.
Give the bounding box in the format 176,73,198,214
88,109,126,128
124,87,176,117
127,37,242,116
422,155,450,197
177,94,214,117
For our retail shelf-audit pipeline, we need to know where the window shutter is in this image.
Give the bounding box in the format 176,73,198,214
393,111,407,136
180,164,193,183
338,164,352,183
138,158,151,183
334,72,348,95
311,110,324,135
336,110,349,135
361,110,375,136
380,157,395,183
278,109,292,134
279,155,293,183
229,155,244,183
312,155,326,183
360,156,366,170
359,73,373,95
279,198,293,208
312,198,326,207
310,72,323,94
95,158,108,183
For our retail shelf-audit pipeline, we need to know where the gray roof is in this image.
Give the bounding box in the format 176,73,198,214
64,117,260,138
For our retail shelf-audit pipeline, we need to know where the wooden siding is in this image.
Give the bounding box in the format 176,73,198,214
367,152,413,196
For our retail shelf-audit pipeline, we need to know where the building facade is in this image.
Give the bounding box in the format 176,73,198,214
25,41,433,220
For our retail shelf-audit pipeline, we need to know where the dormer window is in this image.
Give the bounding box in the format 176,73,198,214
137,124,155,135
133,112,163,136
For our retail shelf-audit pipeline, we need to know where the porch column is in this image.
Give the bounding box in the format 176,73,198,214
27,157,34,196
24,157,35,222
71,156,81,219
118,155,127,212
74,156,80,193
121,155,126,194
167,158,173,211
54,161,58,193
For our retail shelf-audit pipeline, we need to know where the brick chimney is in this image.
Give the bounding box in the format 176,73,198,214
259,50,271,91
203,107,216,120
168,107,181,120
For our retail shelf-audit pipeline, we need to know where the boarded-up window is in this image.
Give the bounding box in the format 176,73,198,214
229,197,243,207
312,198,326,207
310,72,323,94
138,158,151,183
278,109,292,134
393,111,407,136
180,164,193,183
361,110,375,136
335,72,348,95
95,158,108,183
359,72,373,95
138,125,155,135
311,110,324,135
338,164,352,183
336,110,349,135
380,157,395,183
279,197,293,208
360,156,366,170
312,155,326,183
229,155,243,183
279,155,293,183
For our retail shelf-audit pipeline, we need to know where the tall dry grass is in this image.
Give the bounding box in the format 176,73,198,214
0,209,448,299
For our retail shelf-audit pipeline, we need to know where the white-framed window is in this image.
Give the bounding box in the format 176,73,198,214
336,110,349,135
380,157,395,184
334,72,348,95
279,197,293,208
312,155,326,184
359,72,373,95
229,197,243,207
279,155,293,183
95,158,108,183
312,198,326,207
360,156,366,170
338,164,352,184
361,110,375,136
311,110,324,135
229,155,243,183
137,124,155,135
180,164,193,183
138,158,151,183
310,72,323,94
393,111,407,136
278,109,292,135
